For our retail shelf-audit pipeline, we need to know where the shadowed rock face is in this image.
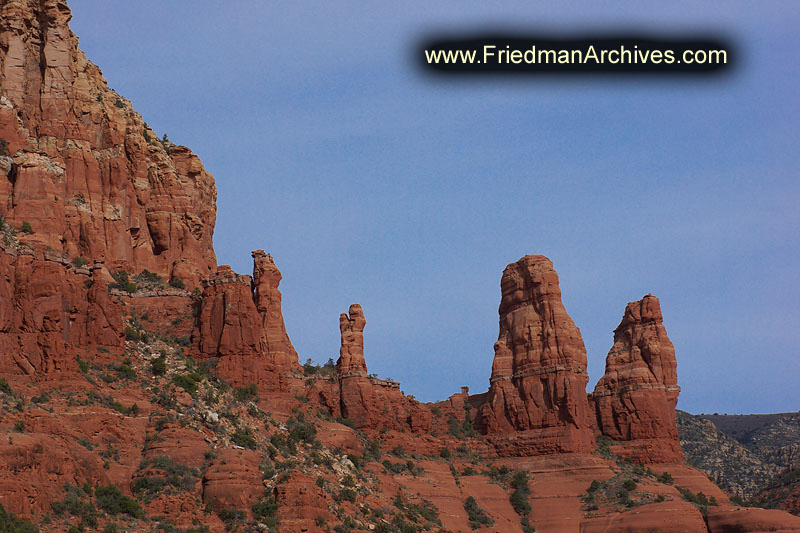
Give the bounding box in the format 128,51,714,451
0,0,217,285
590,294,684,463
478,255,595,455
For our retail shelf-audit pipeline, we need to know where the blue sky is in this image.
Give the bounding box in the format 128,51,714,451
68,1,799,414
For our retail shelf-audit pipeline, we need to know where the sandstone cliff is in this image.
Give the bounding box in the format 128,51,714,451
1,1,800,531
0,0,217,284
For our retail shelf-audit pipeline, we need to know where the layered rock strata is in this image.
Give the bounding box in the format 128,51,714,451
0,0,217,284
478,255,595,455
191,252,300,390
590,294,683,463
0,243,123,376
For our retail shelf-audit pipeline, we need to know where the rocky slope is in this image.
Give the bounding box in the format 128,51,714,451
678,410,800,511
677,410,780,500
1,1,799,532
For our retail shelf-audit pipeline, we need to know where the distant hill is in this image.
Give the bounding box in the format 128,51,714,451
678,410,800,514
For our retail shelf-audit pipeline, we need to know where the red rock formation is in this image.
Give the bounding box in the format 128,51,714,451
191,255,301,391
193,265,261,360
326,304,432,433
251,250,299,369
274,472,331,532
0,246,123,376
478,255,595,455
202,449,264,515
589,294,683,463
336,304,376,427
0,0,217,285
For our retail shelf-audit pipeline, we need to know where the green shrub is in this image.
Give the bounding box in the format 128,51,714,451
0,139,9,157
115,97,125,108
51,484,98,528
439,447,451,459
464,496,494,529
20,222,32,234
115,363,136,381
287,419,317,444
233,384,258,402
172,372,203,395
252,495,278,523
510,471,532,516
72,256,88,268
622,479,637,491
217,508,245,524
168,276,185,289
135,269,162,285
109,270,137,293
151,354,167,376
336,416,355,428
657,471,674,485
124,326,140,342
94,484,143,518
231,427,258,449
587,480,603,494
0,378,12,395
336,488,357,502
13,421,25,433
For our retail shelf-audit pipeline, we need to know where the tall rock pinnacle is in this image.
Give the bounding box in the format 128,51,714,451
336,304,375,427
590,294,683,463
479,255,595,455
252,250,299,369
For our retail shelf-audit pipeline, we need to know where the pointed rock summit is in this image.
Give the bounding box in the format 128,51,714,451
252,250,299,368
479,255,595,455
337,304,368,378
590,294,683,463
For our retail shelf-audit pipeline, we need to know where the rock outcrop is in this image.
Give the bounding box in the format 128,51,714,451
0,0,217,285
336,304,376,428
590,294,683,463
251,250,299,369
326,304,432,434
478,255,595,455
191,253,301,391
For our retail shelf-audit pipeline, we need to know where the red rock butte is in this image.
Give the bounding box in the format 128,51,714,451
478,255,596,455
590,294,684,463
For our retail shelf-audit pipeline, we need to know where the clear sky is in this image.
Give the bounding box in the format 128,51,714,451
68,1,798,415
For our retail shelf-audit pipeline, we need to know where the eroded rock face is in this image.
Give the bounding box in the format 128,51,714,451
191,254,301,391
202,449,263,515
274,472,331,531
478,255,595,455
0,246,123,376
0,0,217,285
590,294,683,463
